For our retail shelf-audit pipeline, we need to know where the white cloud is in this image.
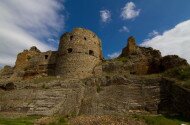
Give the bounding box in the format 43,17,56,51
100,10,111,23
141,20,190,63
148,30,159,38
108,52,121,59
119,26,129,32
121,2,140,20
0,0,65,66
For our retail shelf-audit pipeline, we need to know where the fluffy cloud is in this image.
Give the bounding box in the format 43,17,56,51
119,26,129,32
141,20,190,63
121,2,140,20
0,0,64,66
100,10,111,23
107,52,121,59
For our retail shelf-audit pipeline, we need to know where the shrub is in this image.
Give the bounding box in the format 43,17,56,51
115,57,128,62
164,66,190,80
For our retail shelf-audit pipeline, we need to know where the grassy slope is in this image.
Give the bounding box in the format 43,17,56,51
0,116,40,125
0,116,68,125
0,115,190,125
163,66,190,88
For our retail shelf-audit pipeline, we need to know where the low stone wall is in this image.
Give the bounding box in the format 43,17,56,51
159,78,190,119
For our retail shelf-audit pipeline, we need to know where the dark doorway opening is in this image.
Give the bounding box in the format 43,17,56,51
45,55,48,59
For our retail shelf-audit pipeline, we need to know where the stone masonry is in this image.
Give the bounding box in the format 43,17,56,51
56,28,103,79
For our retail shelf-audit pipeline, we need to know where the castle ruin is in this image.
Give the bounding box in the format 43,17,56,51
0,28,188,80
3,28,103,80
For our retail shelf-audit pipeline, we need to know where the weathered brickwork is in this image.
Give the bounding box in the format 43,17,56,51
56,28,103,79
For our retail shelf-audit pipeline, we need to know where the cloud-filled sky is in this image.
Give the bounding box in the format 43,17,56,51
1,0,190,67
0,0,64,66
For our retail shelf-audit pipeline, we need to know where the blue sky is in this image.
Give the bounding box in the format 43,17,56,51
0,0,190,66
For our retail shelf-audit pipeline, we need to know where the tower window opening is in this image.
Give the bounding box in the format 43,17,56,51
45,55,48,59
84,37,87,40
89,50,94,56
67,48,73,53
70,35,73,40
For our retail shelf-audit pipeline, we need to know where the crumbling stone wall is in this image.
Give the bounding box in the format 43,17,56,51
11,47,57,79
56,28,103,79
120,36,139,57
32,51,57,76
12,46,41,78
14,46,40,72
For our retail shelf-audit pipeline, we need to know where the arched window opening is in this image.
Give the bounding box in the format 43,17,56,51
89,50,94,56
84,37,87,40
67,48,73,53
70,35,73,41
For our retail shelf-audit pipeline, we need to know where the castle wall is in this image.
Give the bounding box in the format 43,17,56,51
14,47,40,72
31,51,57,76
12,46,57,79
56,28,103,79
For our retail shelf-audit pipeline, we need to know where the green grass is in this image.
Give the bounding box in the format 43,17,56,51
163,66,190,89
164,66,190,81
133,115,190,125
0,116,40,125
115,57,128,62
0,116,68,125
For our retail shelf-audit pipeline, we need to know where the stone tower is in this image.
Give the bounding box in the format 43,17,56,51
55,28,103,79
126,36,137,54
120,36,138,57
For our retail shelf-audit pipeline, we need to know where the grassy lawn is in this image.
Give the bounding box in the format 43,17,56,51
0,116,69,125
0,116,40,125
133,115,190,125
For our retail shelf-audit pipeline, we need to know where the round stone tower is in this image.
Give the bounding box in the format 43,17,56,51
55,28,103,79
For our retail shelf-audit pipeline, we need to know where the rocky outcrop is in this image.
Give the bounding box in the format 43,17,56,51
0,66,14,79
160,55,188,71
120,36,140,56
119,36,189,75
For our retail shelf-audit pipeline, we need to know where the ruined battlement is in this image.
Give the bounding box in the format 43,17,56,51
1,28,103,80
